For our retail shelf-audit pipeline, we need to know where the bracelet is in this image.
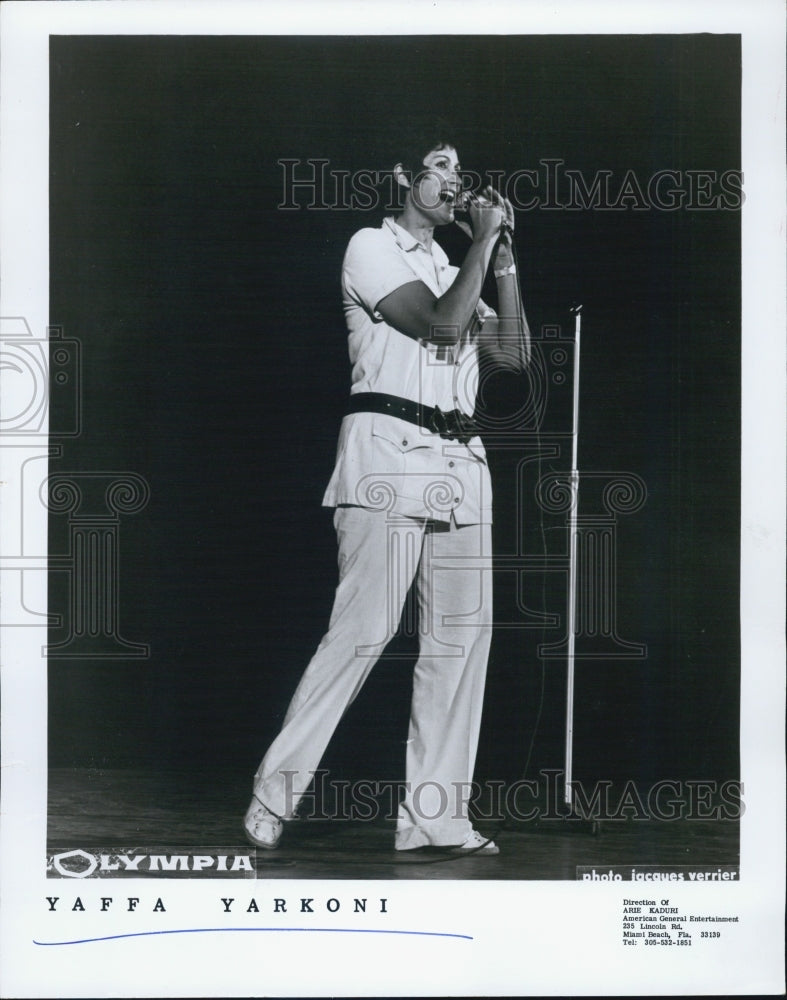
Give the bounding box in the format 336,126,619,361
494,263,516,279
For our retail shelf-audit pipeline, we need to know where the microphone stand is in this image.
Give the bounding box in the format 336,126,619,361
560,305,600,835
455,209,597,834
564,304,582,809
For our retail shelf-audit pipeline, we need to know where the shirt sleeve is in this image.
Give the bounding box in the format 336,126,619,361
438,263,496,323
342,228,424,320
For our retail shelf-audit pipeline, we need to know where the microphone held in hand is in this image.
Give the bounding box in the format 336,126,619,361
443,188,512,234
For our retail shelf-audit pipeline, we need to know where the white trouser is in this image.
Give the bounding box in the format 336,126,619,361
253,505,493,849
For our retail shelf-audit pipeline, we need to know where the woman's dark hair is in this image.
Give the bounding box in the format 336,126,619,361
358,114,462,208
385,115,459,182
345,113,483,212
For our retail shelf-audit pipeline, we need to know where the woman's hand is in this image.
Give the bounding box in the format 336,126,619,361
466,187,508,245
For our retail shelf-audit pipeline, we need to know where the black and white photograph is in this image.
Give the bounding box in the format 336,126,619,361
44,30,746,870
0,1,784,996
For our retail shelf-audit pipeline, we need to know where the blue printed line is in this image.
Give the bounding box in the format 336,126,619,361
34,926,473,946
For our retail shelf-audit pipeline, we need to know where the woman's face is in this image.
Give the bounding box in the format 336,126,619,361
409,144,462,222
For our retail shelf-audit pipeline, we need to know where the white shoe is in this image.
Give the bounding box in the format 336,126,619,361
243,798,283,850
449,829,499,855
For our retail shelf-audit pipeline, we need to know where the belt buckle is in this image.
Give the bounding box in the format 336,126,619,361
430,406,476,444
452,409,476,445
429,405,450,438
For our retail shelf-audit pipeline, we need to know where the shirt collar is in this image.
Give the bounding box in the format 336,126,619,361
383,216,422,251
383,217,448,265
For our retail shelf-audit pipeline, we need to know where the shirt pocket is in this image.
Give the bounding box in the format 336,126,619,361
370,416,433,455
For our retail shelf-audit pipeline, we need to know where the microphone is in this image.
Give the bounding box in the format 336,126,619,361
442,189,513,234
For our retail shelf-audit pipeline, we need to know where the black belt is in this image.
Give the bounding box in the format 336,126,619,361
347,392,480,445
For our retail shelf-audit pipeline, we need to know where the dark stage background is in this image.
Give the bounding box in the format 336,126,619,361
48,35,741,800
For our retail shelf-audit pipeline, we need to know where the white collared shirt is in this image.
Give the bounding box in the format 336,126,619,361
322,217,494,523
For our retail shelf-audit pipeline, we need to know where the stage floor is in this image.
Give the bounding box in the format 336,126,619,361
46,769,740,881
